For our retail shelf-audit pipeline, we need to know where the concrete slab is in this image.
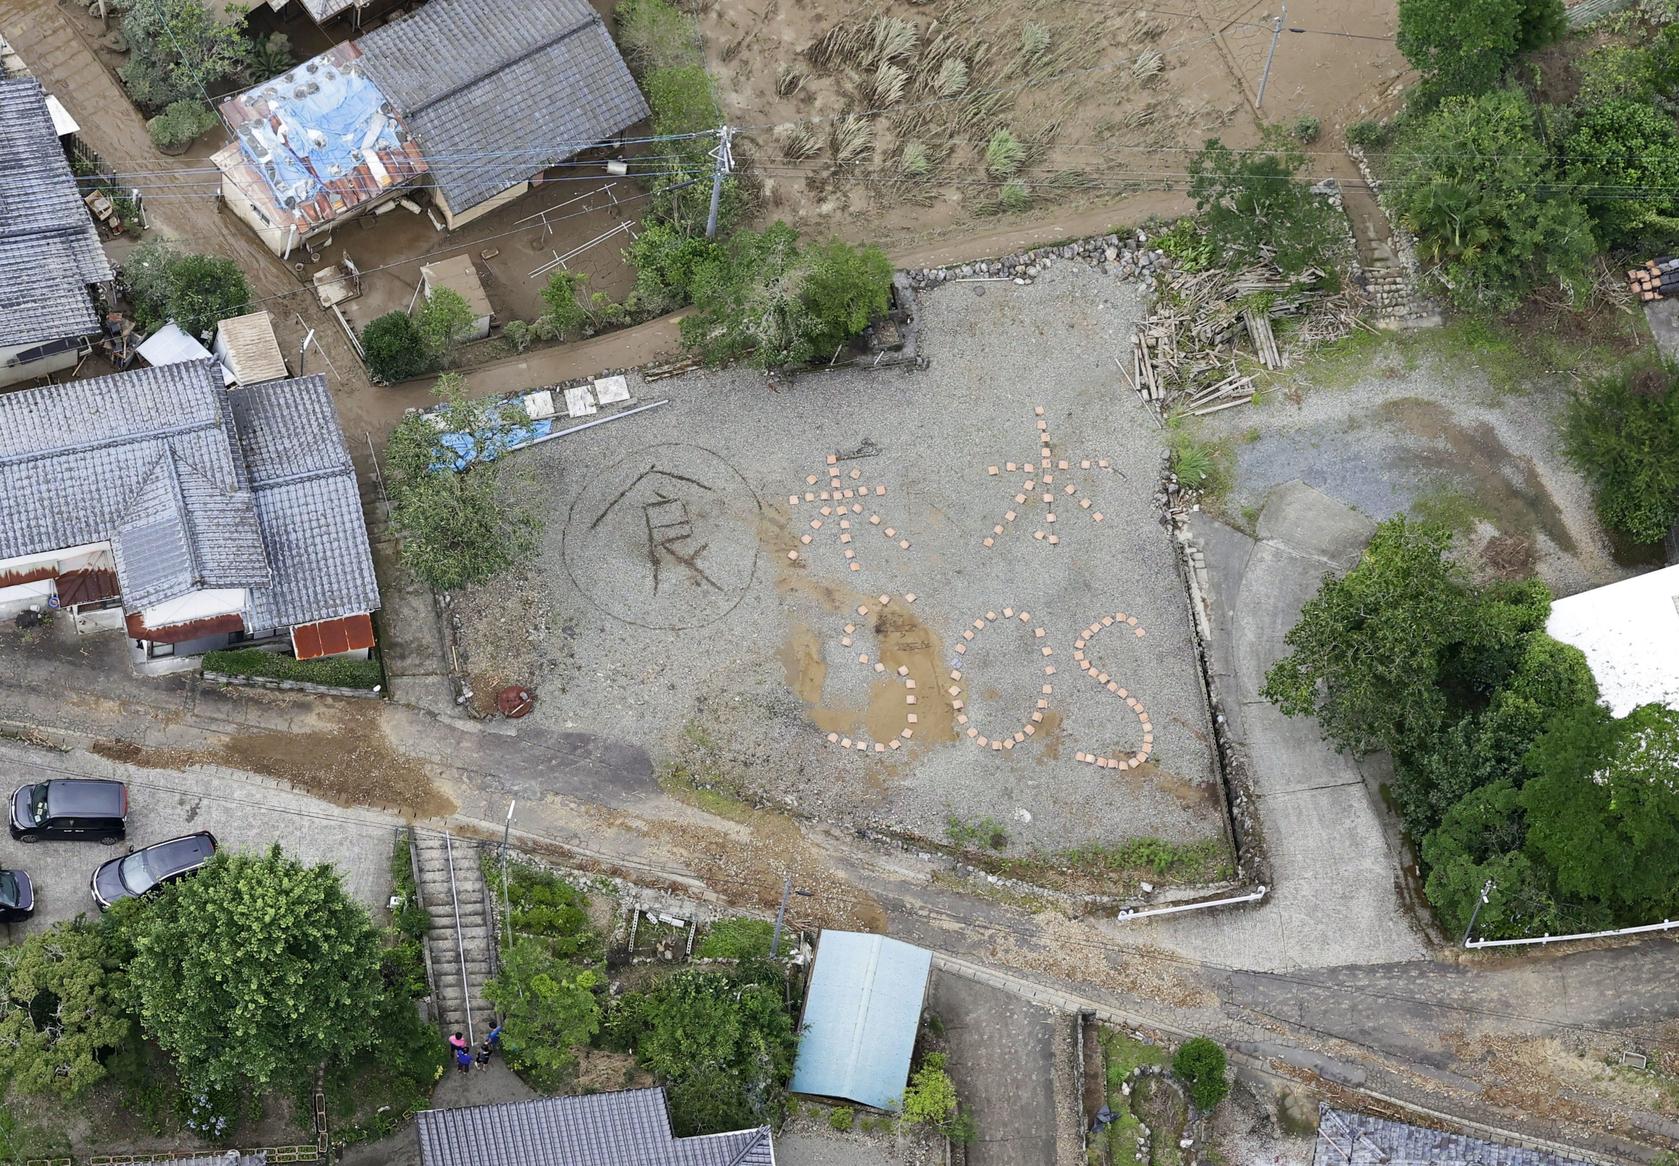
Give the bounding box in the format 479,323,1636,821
1645,298,1679,364
1254,480,1374,569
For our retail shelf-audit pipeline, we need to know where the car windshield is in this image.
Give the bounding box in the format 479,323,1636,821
0,870,19,906
117,849,162,895
29,783,48,823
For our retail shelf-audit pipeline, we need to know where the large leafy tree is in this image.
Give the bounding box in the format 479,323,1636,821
1186,137,1337,275
800,240,894,359
483,940,601,1090
1564,98,1679,249
361,312,435,384
1563,362,1679,544
384,374,541,591
415,287,476,359
122,238,252,338
0,922,129,1096
1387,90,1595,311
1396,0,1564,100
1523,703,1679,922
125,846,386,1095
120,0,249,110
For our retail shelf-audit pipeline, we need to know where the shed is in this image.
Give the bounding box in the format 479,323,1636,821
213,310,288,386
137,323,235,385
790,930,933,1110
1546,563,1679,716
419,255,492,342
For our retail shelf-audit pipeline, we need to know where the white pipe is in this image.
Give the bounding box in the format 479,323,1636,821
1115,885,1267,922
1465,917,1678,949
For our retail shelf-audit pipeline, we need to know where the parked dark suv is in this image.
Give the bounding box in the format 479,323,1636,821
91,831,216,909
0,868,33,923
9,779,128,844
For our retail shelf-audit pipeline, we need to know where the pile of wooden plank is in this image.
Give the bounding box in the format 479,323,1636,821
1125,262,1363,417
1628,258,1679,301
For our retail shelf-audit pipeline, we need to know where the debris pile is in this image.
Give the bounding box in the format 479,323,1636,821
1127,263,1367,416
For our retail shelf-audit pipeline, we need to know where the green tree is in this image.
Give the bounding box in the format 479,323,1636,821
1186,136,1336,274
1564,98,1679,249
119,0,249,110
899,1052,960,1127
1396,0,1563,101
1562,362,1679,544
681,222,810,367
146,99,217,152
416,287,475,359
0,922,128,1096
125,846,386,1096
799,240,894,358
537,271,590,339
642,65,734,232
483,940,602,1090
122,239,252,338
626,221,719,313
1387,90,1595,311
1261,518,1468,756
383,374,541,591
1523,703,1679,922
1172,1037,1229,1109
361,312,435,383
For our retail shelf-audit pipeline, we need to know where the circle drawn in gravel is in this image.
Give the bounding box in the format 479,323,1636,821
562,442,761,630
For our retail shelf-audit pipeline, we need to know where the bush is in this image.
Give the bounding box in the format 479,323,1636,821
829,1106,856,1131
1562,362,1679,543
899,1052,961,1127
202,648,382,690
503,319,533,353
1396,0,1564,102
120,0,249,110
483,940,602,1091
1187,135,1336,274
1563,98,1679,249
361,312,435,384
1291,115,1321,144
1386,90,1593,311
146,99,216,151
122,238,251,338
1172,1037,1229,1109
627,221,721,313
1345,119,1390,149
539,271,590,339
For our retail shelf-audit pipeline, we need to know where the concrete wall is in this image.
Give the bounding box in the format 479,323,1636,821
437,180,529,232
0,338,82,389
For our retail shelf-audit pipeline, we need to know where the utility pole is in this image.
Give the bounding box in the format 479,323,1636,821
705,125,734,241
297,328,315,377
1461,879,1495,947
1256,1,1287,110
770,875,792,958
499,800,516,861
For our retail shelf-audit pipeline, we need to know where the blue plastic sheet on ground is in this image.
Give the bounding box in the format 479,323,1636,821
433,417,553,472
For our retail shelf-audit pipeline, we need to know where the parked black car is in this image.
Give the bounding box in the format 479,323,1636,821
10,778,128,844
0,868,33,922
91,832,217,909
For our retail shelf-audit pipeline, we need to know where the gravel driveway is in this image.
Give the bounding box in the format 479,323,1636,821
461,264,1228,869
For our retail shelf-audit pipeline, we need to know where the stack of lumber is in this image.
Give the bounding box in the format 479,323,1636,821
1628,258,1679,301
1126,262,1364,417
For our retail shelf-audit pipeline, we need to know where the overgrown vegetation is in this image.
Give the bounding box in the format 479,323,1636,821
122,238,251,337
383,374,543,591
202,647,382,691
119,0,248,111
145,99,217,152
361,312,433,384
1396,0,1565,104
1263,516,1679,938
1186,135,1337,275
694,917,774,959
1562,361,1679,543
899,1052,972,1140
946,814,1010,851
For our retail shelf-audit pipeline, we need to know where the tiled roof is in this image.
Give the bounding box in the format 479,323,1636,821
358,0,649,211
0,76,111,346
415,1087,774,1166
230,375,381,633
1313,1108,1599,1166
0,361,379,630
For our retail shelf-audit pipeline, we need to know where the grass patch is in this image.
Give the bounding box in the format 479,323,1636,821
1283,327,1396,391
1165,421,1233,503
1410,485,1494,535
657,720,763,822
1058,837,1232,883
947,814,1010,851
202,647,382,691
695,917,774,959
1102,1029,1170,1085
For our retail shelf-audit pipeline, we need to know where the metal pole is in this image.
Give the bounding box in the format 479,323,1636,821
705,125,733,240
1256,1,1286,109
770,875,792,958
1461,879,1494,947
500,800,516,861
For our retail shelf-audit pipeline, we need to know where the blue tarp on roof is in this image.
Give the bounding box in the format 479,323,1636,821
790,931,932,1110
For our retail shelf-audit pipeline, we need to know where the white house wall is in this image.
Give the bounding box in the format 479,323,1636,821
141,587,246,627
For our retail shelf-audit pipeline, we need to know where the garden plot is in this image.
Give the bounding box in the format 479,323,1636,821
455,264,1231,888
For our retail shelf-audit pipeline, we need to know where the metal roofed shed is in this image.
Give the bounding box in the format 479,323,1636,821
419,255,492,342
213,311,289,385
357,0,649,228
1545,563,1679,716
415,1087,773,1166
790,930,933,1110
138,323,236,385
214,41,429,257
1312,1106,1596,1166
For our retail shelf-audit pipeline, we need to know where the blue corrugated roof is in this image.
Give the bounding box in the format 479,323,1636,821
790,930,932,1110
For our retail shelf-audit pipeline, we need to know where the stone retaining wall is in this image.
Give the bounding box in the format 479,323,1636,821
201,669,383,700
907,231,1173,290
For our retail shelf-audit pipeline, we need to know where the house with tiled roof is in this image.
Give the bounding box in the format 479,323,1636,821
415,1087,774,1166
214,0,649,255
0,75,113,388
0,359,380,671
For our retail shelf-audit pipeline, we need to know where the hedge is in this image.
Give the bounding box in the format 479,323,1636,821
203,647,383,690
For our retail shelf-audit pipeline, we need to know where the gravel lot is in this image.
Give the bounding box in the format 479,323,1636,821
459,263,1226,865
1198,336,1640,597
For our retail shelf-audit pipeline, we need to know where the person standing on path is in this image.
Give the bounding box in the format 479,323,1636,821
485,1020,502,1052
455,1046,473,1074
448,1031,467,1055
475,1040,492,1071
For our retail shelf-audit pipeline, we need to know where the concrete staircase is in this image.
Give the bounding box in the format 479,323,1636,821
412,832,496,1045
